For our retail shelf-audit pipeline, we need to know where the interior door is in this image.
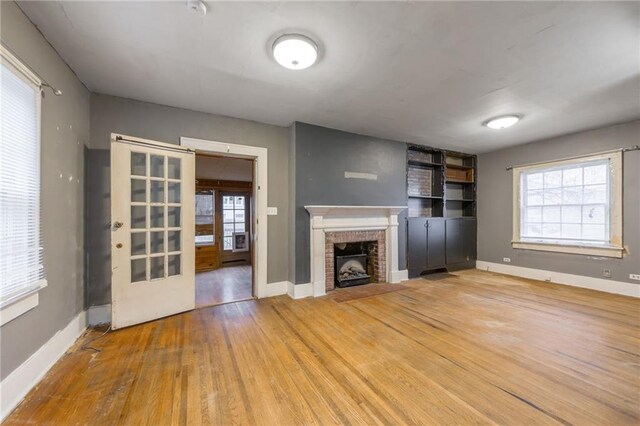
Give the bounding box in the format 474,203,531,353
111,135,195,329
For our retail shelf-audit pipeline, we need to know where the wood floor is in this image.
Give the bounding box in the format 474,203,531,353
5,270,639,425
195,265,252,308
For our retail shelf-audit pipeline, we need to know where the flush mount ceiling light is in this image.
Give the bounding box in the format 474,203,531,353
272,34,318,70
484,115,522,130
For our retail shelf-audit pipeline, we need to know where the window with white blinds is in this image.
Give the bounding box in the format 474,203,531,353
0,57,45,307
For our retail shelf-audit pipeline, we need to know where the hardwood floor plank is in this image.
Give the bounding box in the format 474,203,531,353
4,270,639,425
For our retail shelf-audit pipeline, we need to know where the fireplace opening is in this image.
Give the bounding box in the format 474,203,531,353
334,241,376,288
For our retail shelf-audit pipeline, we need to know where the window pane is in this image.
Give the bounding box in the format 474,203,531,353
223,237,232,250
131,258,146,282
131,152,146,176
131,179,146,202
150,206,164,228
527,173,543,190
168,254,181,276
150,256,165,279
168,157,181,179
150,231,164,254
542,223,561,238
562,168,582,187
223,224,234,236
583,224,605,241
543,189,561,205
526,207,542,222
223,196,234,209
167,231,181,252
544,170,562,188
168,206,181,228
168,182,181,204
542,206,560,223
561,206,581,224
527,190,543,206
562,187,582,204
234,210,245,223
150,181,164,203
584,164,607,185
583,185,607,204
150,155,164,178
583,205,606,224
561,224,581,239
525,224,542,237
131,232,146,256
223,210,234,223
195,194,213,224
131,206,146,229
235,223,245,233
235,196,245,208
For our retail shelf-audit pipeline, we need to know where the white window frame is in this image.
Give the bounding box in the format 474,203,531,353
0,46,47,326
512,150,623,258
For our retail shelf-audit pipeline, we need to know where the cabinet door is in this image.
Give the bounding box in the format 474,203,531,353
407,218,428,271
445,219,465,264
426,219,446,268
462,218,477,261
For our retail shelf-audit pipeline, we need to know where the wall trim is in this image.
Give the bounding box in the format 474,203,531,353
476,261,640,298
0,311,87,421
87,304,112,326
265,281,288,297
287,282,313,299
391,269,409,282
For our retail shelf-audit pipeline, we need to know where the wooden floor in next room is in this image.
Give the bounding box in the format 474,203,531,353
195,265,252,308
5,270,639,425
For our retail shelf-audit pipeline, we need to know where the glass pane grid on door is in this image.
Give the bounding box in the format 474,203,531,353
130,151,183,282
222,195,246,250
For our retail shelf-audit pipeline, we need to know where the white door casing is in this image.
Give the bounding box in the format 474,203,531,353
180,137,268,298
111,134,195,329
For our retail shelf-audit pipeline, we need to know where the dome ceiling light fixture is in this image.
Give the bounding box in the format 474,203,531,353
483,114,522,130
272,34,319,70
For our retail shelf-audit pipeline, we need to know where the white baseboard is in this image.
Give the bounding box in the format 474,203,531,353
87,304,111,325
265,281,288,297
391,269,409,283
287,282,313,299
476,261,640,298
0,310,87,421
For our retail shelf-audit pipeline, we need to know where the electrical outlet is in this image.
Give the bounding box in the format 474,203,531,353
603,269,612,278
503,257,511,263
630,274,640,281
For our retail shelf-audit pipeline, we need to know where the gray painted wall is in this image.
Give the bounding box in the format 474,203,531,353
293,122,408,284
85,93,290,306
1,1,90,380
478,120,640,285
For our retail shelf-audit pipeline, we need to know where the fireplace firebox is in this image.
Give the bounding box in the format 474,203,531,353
335,254,370,287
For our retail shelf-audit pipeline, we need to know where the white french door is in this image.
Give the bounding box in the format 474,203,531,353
110,134,195,329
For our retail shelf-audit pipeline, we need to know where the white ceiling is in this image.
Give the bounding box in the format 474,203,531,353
196,155,253,182
18,1,640,153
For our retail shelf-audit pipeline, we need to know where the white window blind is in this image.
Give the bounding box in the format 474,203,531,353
0,60,45,306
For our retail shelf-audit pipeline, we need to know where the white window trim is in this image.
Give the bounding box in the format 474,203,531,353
0,46,47,326
511,151,624,258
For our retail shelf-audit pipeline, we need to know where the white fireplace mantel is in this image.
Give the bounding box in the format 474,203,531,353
304,205,407,297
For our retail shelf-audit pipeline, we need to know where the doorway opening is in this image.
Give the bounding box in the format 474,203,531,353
194,154,254,308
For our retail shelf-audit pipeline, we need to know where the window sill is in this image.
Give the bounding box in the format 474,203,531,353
0,280,47,326
512,241,624,258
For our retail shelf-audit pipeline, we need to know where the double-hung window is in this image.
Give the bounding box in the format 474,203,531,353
0,47,46,325
512,151,623,258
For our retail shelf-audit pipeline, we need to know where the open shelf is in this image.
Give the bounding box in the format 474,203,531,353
409,194,443,200
446,179,474,184
445,163,474,170
408,160,443,168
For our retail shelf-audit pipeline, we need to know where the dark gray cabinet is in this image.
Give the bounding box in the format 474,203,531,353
408,217,476,278
408,218,446,277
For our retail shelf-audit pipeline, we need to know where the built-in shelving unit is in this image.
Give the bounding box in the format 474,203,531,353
406,144,478,278
406,145,476,218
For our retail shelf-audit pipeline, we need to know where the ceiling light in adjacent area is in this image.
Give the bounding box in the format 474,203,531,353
484,115,521,129
272,34,318,70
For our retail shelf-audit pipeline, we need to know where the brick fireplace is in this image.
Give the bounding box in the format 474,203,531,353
325,230,386,291
304,205,407,297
